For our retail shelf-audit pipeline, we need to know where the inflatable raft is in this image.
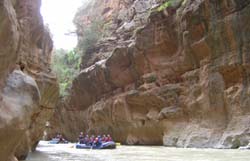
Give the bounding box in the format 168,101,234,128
76,141,116,149
49,138,68,144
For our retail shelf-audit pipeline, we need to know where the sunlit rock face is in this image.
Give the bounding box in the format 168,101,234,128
0,0,59,160
51,0,250,148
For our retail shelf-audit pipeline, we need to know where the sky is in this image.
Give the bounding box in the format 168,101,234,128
41,0,86,50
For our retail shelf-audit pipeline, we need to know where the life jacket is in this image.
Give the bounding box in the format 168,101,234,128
93,137,97,143
79,135,83,140
102,137,106,142
90,137,94,142
107,136,112,142
85,137,90,142
104,137,109,142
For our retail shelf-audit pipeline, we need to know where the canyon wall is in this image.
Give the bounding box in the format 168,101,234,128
51,0,250,149
0,0,59,160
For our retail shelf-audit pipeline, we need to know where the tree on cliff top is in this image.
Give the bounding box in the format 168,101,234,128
73,0,104,65
76,19,103,57
52,49,80,96
74,16,103,63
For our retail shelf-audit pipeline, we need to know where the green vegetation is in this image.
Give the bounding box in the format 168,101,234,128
157,0,184,12
52,49,80,96
76,19,103,57
157,0,175,11
147,75,157,83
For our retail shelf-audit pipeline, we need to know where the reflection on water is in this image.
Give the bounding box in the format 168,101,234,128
26,141,250,161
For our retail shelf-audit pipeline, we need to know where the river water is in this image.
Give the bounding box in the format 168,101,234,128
26,141,250,161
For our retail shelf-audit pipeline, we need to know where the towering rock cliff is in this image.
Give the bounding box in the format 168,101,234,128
51,0,250,149
0,0,59,160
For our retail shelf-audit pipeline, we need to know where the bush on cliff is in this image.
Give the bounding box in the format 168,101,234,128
76,18,103,57
157,0,185,11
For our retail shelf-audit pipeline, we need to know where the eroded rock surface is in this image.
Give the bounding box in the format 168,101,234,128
0,0,59,160
51,0,250,149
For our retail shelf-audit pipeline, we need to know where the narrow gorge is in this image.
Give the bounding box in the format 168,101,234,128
1,0,250,161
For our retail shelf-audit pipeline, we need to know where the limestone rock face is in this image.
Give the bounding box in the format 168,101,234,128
0,70,40,161
51,0,250,148
14,0,59,159
0,0,59,160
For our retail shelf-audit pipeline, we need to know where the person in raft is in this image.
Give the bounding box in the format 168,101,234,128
55,133,60,139
93,136,102,146
106,134,113,142
78,132,84,144
89,135,95,146
101,135,107,142
58,134,67,143
84,134,90,145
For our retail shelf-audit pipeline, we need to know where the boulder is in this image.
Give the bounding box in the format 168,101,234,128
0,70,40,161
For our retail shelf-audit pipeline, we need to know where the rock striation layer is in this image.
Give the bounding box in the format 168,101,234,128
0,0,59,160
51,0,250,149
